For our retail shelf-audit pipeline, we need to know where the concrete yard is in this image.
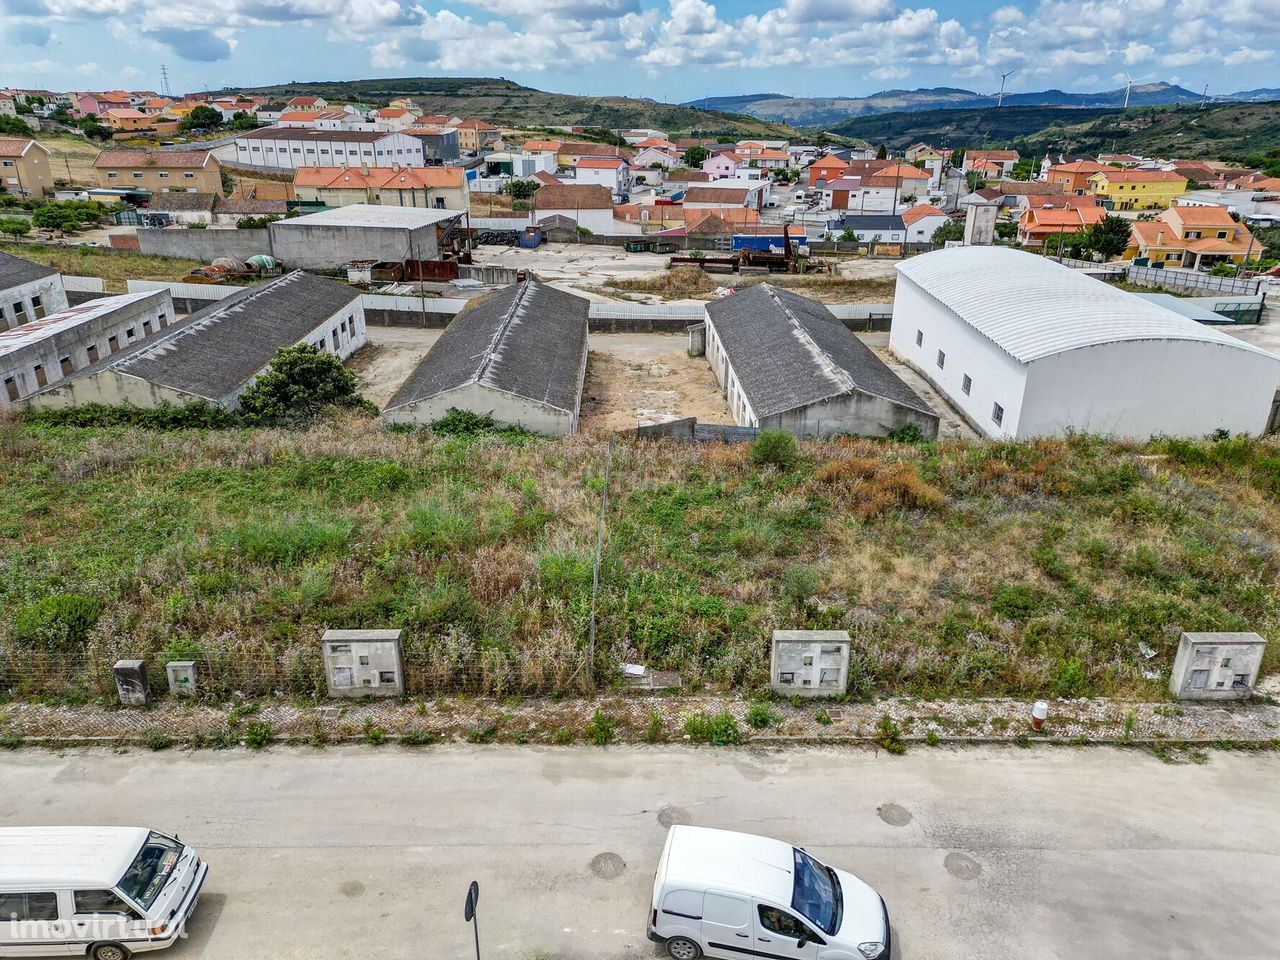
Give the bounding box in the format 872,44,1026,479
348,325,443,408
2,746,1277,960
469,242,674,290
580,333,733,435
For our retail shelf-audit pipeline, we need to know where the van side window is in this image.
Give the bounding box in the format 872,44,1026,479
0,892,60,921
704,893,750,926
74,890,138,917
758,905,815,941
661,890,704,920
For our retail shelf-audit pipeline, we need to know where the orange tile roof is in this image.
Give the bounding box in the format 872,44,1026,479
967,149,1019,162
522,139,562,152
901,204,946,225
1129,220,1181,248
93,149,212,169
875,163,930,180
634,137,676,149
1166,205,1236,226
0,138,39,157
292,165,466,190
376,108,413,118
576,156,627,169
1047,160,1108,175
1092,169,1186,183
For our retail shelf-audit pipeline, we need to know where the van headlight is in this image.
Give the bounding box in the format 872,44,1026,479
857,942,885,959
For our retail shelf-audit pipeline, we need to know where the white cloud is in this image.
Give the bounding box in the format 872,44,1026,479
1223,46,1270,65
990,4,1023,23
1123,42,1154,64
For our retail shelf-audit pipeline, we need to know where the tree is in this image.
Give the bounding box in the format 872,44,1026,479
229,111,258,131
875,143,887,160
1083,214,1132,260
219,166,234,194
501,179,538,200
0,216,30,239
965,170,987,192
931,219,964,244
950,148,966,169
236,215,280,229
237,344,374,426
78,116,110,140
0,115,33,137
682,145,710,167
1009,157,1036,181
180,105,223,132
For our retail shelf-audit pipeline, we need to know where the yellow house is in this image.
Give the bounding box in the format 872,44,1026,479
1088,169,1187,210
1125,205,1256,269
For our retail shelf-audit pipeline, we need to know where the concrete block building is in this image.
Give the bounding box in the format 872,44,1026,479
234,128,426,171
2,290,173,409
268,204,465,270
1,251,68,331
892,247,1280,439
697,284,940,438
93,150,224,195
384,279,589,435
26,272,363,411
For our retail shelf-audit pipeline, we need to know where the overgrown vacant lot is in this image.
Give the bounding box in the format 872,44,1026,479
2,418,1279,702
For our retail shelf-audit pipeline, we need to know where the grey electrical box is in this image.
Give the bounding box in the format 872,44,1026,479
165,660,197,697
1169,632,1266,700
322,629,405,698
113,659,150,707
770,630,850,698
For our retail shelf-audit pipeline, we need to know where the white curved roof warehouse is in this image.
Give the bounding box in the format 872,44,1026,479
892,247,1280,439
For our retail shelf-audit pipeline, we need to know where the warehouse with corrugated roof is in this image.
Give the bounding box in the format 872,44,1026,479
892,247,1280,439
698,283,940,438
383,279,589,435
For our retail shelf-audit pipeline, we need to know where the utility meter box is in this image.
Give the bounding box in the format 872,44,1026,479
322,629,405,698
113,659,150,707
165,660,197,697
770,630,850,698
1169,632,1266,700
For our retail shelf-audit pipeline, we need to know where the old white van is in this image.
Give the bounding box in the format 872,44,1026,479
647,826,889,960
0,827,208,959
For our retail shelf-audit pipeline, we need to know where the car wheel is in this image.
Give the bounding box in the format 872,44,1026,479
666,936,702,960
90,943,131,960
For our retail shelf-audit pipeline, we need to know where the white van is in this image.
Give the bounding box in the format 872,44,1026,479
0,827,208,960
648,826,889,960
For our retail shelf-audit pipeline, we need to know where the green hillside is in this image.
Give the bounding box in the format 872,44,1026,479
227,76,797,138
823,106,1120,150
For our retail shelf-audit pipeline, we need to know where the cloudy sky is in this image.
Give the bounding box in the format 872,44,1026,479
4,0,1277,100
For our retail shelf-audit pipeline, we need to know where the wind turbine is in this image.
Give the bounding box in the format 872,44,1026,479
996,69,1015,107
1122,73,1151,109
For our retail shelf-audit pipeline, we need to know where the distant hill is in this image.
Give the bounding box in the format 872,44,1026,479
224,76,796,138
685,82,1227,127
825,101,1280,159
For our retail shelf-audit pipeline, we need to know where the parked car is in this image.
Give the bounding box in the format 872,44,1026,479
0,826,208,959
648,825,890,960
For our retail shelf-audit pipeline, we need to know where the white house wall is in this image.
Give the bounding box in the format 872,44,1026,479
1021,339,1280,439
235,132,424,170
24,370,200,410
1,275,69,331
703,311,759,428
889,274,1029,438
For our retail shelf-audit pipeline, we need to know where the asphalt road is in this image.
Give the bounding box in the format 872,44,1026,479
3,746,1278,960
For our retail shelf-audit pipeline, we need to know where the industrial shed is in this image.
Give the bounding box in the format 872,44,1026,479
697,284,939,438
1,250,67,331
268,204,465,270
892,247,1280,439
383,279,589,435
27,271,364,411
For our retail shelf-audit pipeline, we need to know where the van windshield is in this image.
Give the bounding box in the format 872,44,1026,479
117,832,183,910
791,848,841,935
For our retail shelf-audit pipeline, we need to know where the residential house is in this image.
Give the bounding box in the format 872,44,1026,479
234,128,425,171
613,204,760,232
632,146,682,170
142,191,217,225
456,119,501,152
963,150,1019,176
913,149,946,190
904,142,933,162
1089,169,1187,210
286,96,328,112
787,145,819,168
293,165,470,211
521,139,563,157
1016,197,1106,247
75,92,129,117
901,204,950,243
372,107,417,129
827,214,906,243
808,155,850,188
683,182,770,211
557,142,632,168
101,108,152,132
256,103,288,123
93,150,224,195
702,152,739,180
403,126,460,162
1126,206,1256,270
0,139,53,198
0,95,16,118
824,178,864,211
574,157,632,198
1045,160,1109,195
531,183,616,233
1098,153,1142,166
634,137,677,151
139,98,173,116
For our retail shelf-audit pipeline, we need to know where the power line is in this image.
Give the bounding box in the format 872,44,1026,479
159,64,173,99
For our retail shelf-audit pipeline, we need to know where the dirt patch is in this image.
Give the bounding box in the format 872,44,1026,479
348,326,443,408
579,333,732,435
608,265,719,299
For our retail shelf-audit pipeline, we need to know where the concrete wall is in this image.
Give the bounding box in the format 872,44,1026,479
1,274,68,330
890,275,1029,438
1022,338,1280,439
268,221,439,270
762,389,940,439
25,369,199,411
383,381,575,434
137,228,272,263
2,290,173,410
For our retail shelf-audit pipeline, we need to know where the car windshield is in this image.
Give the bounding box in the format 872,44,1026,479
791,848,841,935
117,832,183,910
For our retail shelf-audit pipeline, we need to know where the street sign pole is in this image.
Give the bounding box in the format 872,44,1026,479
463,880,480,960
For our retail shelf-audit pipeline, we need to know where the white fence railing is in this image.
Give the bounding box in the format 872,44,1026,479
587,303,704,320
61,275,105,292
362,294,465,314
126,279,242,299
1127,264,1262,296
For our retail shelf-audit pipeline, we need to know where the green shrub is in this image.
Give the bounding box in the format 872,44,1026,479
924,729,940,747
428,408,533,440
242,720,273,749
585,709,618,745
750,429,798,470
990,585,1050,621
11,594,101,652
685,711,744,745
0,731,23,750
143,729,174,751
886,422,928,443
466,724,498,744
1050,657,1088,698
23,401,235,429
222,519,351,564
553,726,574,744
399,729,434,746
745,702,779,729
238,344,375,427
362,721,388,746
814,709,833,726
782,565,820,610
644,710,666,743
876,716,906,754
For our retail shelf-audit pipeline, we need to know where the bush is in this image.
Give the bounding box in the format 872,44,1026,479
815,709,833,726
362,721,388,745
685,711,744,745
990,585,1050,622
23,401,236,429
241,721,273,749
399,729,434,746
238,344,375,427
11,594,102,652
750,429,798,470
235,215,280,229
222,518,351,564
644,710,666,743
144,729,174,751
584,710,618,745
428,408,532,439
745,702,779,729
1050,657,1088,698
782,564,820,609
876,716,906,754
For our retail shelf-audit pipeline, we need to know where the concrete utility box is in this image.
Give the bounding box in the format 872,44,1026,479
1169,632,1266,700
322,629,405,698
165,660,197,697
113,659,150,707
770,630,850,697
963,201,998,246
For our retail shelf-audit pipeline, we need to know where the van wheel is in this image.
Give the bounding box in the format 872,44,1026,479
666,937,702,960
89,943,131,960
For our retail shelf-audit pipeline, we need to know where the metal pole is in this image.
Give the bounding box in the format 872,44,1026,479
587,436,614,684
472,910,480,960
